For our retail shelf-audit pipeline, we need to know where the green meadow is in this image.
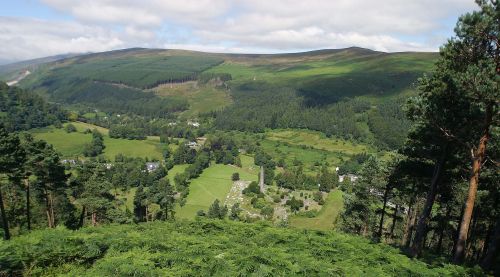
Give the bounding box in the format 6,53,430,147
266,129,374,155
30,122,165,160
289,189,344,230
153,81,232,118
176,164,258,219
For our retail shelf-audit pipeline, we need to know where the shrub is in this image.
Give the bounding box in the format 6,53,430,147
196,210,206,216
231,172,240,181
243,181,260,195
65,123,77,133
0,220,471,276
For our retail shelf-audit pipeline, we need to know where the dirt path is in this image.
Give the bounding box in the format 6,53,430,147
7,70,30,86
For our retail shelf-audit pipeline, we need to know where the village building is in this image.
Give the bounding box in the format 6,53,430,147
186,141,198,149
338,174,359,183
146,162,160,172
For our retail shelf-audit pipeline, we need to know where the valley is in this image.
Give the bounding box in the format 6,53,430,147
28,121,355,227
0,3,498,272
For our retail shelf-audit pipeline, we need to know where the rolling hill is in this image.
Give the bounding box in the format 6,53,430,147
2,47,438,149
8,47,436,106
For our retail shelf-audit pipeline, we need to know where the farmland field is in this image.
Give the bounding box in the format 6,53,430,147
266,129,373,154
31,122,165,160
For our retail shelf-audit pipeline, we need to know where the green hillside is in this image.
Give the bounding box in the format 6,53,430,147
0,220,469,276
12,47,437,149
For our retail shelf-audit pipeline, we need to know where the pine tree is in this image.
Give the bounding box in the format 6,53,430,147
32,144,69,228
341,157,384,236
78,164,114,226
444,1,499,263
0,125,25,239
148,179,176,220
207,199,227,219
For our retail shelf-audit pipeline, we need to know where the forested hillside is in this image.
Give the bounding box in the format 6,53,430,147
0,82,67,131
8,47,436,149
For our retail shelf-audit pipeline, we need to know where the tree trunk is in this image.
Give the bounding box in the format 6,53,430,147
436,206,451,253
402,188,416,247
410,144,448,257
389,205,399,241
406,202,419,248
0,187,10,240
44,190,53,228
377,183,391,240
465,208,480,260
362,222,368,237
24,179,31,231
453,103,492,264
78,206,86,228
50,194,55,227
91,212,97,227
480,217,500,271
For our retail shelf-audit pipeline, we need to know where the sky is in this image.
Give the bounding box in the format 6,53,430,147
0,0,478,63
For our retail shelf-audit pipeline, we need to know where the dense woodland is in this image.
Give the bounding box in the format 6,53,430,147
0,1,498,275
207,83,409,149
339,2,499,272
0,83,67,131
42,79,189,117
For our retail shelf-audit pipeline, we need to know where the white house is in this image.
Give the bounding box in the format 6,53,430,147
185,141,198,149
339,174,359,183
146,162,160,172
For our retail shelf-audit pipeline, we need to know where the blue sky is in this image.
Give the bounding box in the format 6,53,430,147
0,0,478,63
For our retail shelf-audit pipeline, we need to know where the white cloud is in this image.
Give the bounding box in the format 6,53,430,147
0,0,479,61
0,17,124,61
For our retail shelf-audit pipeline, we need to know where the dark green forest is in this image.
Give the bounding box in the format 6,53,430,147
0,83,66,131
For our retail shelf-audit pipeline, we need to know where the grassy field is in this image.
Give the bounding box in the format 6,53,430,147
266,129,373,155
153,82,232,118
289,189,344,230
229,129,383,175
176,163,258,219
31,127,90,157
239,154,259,175
167,164,189,184
31,122,165,160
